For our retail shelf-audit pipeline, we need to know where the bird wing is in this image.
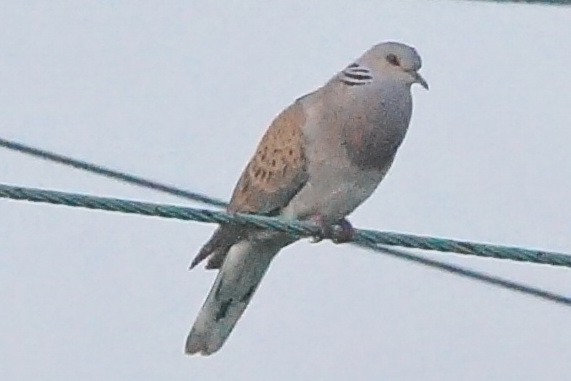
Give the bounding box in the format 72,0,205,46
190,99,310,269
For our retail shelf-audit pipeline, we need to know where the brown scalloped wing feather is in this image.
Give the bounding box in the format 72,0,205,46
191,100,309,269
228,101,308,214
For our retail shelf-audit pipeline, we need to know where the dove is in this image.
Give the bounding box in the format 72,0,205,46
185,41,428,355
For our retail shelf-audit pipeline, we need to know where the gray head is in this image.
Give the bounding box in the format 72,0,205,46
358,41,428,90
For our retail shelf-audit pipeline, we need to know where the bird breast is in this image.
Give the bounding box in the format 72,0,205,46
340,82,413,171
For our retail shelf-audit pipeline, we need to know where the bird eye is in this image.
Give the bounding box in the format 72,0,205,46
386,54,400,66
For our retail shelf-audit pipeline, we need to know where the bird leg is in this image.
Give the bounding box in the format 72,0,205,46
310,215,355,244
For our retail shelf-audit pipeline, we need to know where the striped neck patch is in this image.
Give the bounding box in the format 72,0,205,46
339,63,373,86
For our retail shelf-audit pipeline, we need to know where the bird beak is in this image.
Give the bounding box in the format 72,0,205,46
413,71,429,90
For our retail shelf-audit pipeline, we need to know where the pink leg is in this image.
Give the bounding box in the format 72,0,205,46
310,215,355,244
331,218,355,243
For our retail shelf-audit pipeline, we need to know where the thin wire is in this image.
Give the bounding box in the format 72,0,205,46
474,0,570,4
358,243,571,307
0,137,227,208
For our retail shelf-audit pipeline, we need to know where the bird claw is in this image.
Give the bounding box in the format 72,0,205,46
310,215,355,244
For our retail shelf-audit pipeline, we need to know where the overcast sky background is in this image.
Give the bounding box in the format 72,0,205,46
1,1,570,380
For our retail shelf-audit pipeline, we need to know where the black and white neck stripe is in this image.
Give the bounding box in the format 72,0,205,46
339,62,373,86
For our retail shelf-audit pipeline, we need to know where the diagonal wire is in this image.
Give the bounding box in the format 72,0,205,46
0,183,570,307
356,242,571,307
3,135,569,265
1,138,570,306
0,137,227,208
1,183,570,269
2,139,569,267
472,0,571,5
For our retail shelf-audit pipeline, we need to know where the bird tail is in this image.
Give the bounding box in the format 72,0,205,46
185,239,282,355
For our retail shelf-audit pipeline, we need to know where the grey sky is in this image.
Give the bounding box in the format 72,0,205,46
1,1,570,380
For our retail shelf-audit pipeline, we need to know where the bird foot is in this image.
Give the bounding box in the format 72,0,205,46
310,215,355,244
